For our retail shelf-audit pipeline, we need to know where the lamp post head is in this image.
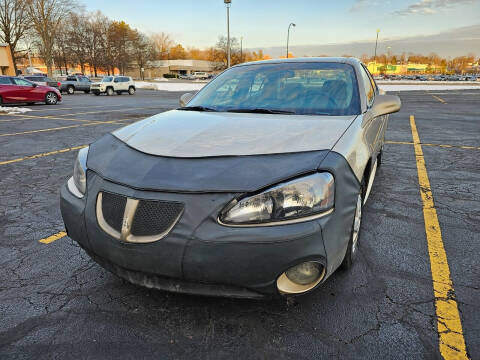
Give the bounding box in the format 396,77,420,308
224,0,231,7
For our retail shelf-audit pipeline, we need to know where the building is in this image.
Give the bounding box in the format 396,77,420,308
367,62,444,75
128,60,218,79
0,44,15,76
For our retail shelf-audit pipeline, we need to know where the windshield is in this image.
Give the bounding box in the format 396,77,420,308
186,62,360,116
102,76,113,82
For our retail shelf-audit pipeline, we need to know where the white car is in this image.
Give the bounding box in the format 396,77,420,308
192,72,209,80
90,76,136,96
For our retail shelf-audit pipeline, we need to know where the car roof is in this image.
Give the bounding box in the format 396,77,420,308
235,56,362,68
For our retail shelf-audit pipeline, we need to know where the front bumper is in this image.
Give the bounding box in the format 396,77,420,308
60,174,337,298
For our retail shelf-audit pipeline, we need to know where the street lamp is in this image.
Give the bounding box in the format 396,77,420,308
374,29,380,63
225,0,231,68
286,23,296,58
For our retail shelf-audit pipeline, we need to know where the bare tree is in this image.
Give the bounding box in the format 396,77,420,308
52,19,71,75
131,30,154,79
0,0,30,73
26,0,77,76
151,32,173,59
66,12,88,73
85,11,108,77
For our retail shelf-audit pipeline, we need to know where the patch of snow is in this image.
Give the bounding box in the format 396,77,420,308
153,77,169,82
136,81,206,92
380,84,480,91
0,106,33,115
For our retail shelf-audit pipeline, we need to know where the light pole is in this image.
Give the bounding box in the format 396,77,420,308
240,36,243,63
225,0,231,67
286,23,296,58
374,29,380,63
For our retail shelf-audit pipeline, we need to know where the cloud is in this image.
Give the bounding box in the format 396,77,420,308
350,0,370,12
393,0,475,16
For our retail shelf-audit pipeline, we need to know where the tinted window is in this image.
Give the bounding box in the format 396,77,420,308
102,76,113,82
188,62,361,116
360,67,375,107
67,76,77,81
12,78,33,86
0,77,11,84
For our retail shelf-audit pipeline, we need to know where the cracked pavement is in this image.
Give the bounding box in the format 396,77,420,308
0,89,478,359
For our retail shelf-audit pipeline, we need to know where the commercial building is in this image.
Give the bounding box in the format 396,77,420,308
128,60,218,79
0,44,15,76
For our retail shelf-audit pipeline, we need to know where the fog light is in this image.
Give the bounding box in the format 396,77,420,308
277,261,325,295
285,262,321,285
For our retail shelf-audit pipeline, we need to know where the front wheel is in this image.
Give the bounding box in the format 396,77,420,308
106,87,114,96
67,86,74,95
128,86,135,95
341,180,365,269
84,90,90,94
45,92,58,105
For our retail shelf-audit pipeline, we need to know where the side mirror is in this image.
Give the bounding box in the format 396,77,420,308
179,92,194,107
32,83,37,88
371,94,401,117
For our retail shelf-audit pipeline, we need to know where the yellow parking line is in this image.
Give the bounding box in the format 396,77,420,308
431,95,447,104
0,145,85,166
39,231,67,244
385,140,480,151
410,114,468,359
51,105,165,118
0,119,126,137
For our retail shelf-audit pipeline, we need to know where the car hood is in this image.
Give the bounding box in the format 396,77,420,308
113,110,357,157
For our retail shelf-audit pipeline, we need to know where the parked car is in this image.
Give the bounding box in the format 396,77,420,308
178,74,195,80
59,75,91,94
90,76,135,96
60,57,401,299
22,75,61,88
0,76,61,105
192,71,209,80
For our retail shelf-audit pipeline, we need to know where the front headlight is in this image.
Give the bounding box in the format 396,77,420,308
219,172,334,226
68,147,88,197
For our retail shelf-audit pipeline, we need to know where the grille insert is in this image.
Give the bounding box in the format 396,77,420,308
97,192,184,243
131,200,184,236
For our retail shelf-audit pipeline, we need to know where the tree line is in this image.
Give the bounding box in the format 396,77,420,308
0,0,268,78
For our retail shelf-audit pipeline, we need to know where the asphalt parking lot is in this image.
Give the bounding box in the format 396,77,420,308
0,89,478,359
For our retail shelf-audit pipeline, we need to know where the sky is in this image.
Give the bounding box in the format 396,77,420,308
82,0,480,55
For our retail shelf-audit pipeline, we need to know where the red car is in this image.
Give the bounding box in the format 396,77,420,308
0,76,61,105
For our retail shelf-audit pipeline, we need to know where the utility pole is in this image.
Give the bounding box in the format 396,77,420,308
286,23,296,58
374,29,380,75
225,0,231,67
240,36,243,63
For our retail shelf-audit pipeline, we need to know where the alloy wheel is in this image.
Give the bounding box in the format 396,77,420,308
351,194,362,255
46,92,57,105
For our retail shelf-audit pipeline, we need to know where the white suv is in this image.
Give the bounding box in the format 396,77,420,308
91,76,136,96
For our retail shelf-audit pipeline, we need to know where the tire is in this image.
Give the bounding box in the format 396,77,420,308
67,86,74,95
128,86,135,95
116,91,122,95
341,177,365,269
106,87,114,96
94,92,100,96
45,92,58,105
84,90,90,94
27,102,35,105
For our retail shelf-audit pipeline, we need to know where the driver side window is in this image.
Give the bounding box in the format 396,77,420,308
13,78,33,86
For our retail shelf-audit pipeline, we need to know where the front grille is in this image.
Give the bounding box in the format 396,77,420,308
131,200,184,236
101,192,127,232
97,192,184,242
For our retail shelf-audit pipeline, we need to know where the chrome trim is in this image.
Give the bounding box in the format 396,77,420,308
277,264,326,295
217,208,334,227
67,177,84,198
96,192,183,243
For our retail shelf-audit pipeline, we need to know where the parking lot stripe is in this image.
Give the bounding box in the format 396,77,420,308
39,231,67,244
50,105,167,118
0,120,126,137
410,115,468,359
386,140,480,151
431,94,447,104
0,145,85,166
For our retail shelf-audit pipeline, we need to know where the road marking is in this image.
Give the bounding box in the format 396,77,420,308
386,140,480,151
0,119,130,137
39,231,67,244
432,94,447,104
49,105,167,118
0,145,85,166
410,114,468,359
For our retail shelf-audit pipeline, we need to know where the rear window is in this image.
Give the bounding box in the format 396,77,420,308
66,76,77,81
0,77,11,84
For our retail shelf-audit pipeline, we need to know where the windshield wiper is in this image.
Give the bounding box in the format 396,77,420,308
177,106,218,112
226,108,296,114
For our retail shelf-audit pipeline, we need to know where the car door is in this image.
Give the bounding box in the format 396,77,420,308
364,66,388,153
121,77,129,91
13,78,45,102
359,66,383,161
0,77,17,103
79,76,90,90
113,77,121,91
